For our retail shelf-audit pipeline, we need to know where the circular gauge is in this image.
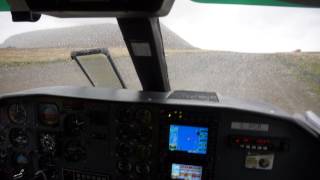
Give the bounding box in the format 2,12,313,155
39,133,56,154
8,104,27,124
9,128,29,147
39,104,60,126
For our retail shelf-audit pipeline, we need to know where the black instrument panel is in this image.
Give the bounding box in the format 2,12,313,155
0,88,319,180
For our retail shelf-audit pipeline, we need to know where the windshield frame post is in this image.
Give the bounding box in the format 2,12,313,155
117,18,171,92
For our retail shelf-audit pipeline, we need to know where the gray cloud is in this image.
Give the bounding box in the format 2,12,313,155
1,0,320,52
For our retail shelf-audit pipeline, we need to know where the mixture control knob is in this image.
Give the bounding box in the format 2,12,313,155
259,158,270,168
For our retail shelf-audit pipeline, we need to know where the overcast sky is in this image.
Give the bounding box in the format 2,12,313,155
1,0,320,52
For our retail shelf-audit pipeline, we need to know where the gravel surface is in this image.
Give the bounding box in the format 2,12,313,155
0,52,319,115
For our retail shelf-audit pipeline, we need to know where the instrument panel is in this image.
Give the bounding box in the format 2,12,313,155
0,87,319,180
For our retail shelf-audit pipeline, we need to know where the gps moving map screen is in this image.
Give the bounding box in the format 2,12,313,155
169,124,208,154
171,163,203,180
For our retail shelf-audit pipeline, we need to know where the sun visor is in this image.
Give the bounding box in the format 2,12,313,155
6,0,175,20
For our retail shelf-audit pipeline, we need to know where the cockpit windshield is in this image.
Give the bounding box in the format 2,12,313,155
0,0,319,114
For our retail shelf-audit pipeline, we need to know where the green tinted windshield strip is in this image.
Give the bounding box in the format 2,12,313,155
192,0,303,7
0,0,10,11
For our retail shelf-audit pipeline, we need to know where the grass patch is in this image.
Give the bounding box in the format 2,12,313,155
300,61,320,95
278,53,320,96
0,47,209,65
0,48,72,65
0,58,69,67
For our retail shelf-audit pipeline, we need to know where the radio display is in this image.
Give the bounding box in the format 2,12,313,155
169,125,208,154
171,163,203,180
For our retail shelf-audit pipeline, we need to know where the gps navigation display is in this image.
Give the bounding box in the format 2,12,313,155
171,163,203,180
169,125,208,154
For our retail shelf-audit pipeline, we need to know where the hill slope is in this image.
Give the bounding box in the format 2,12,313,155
0,23,194,49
